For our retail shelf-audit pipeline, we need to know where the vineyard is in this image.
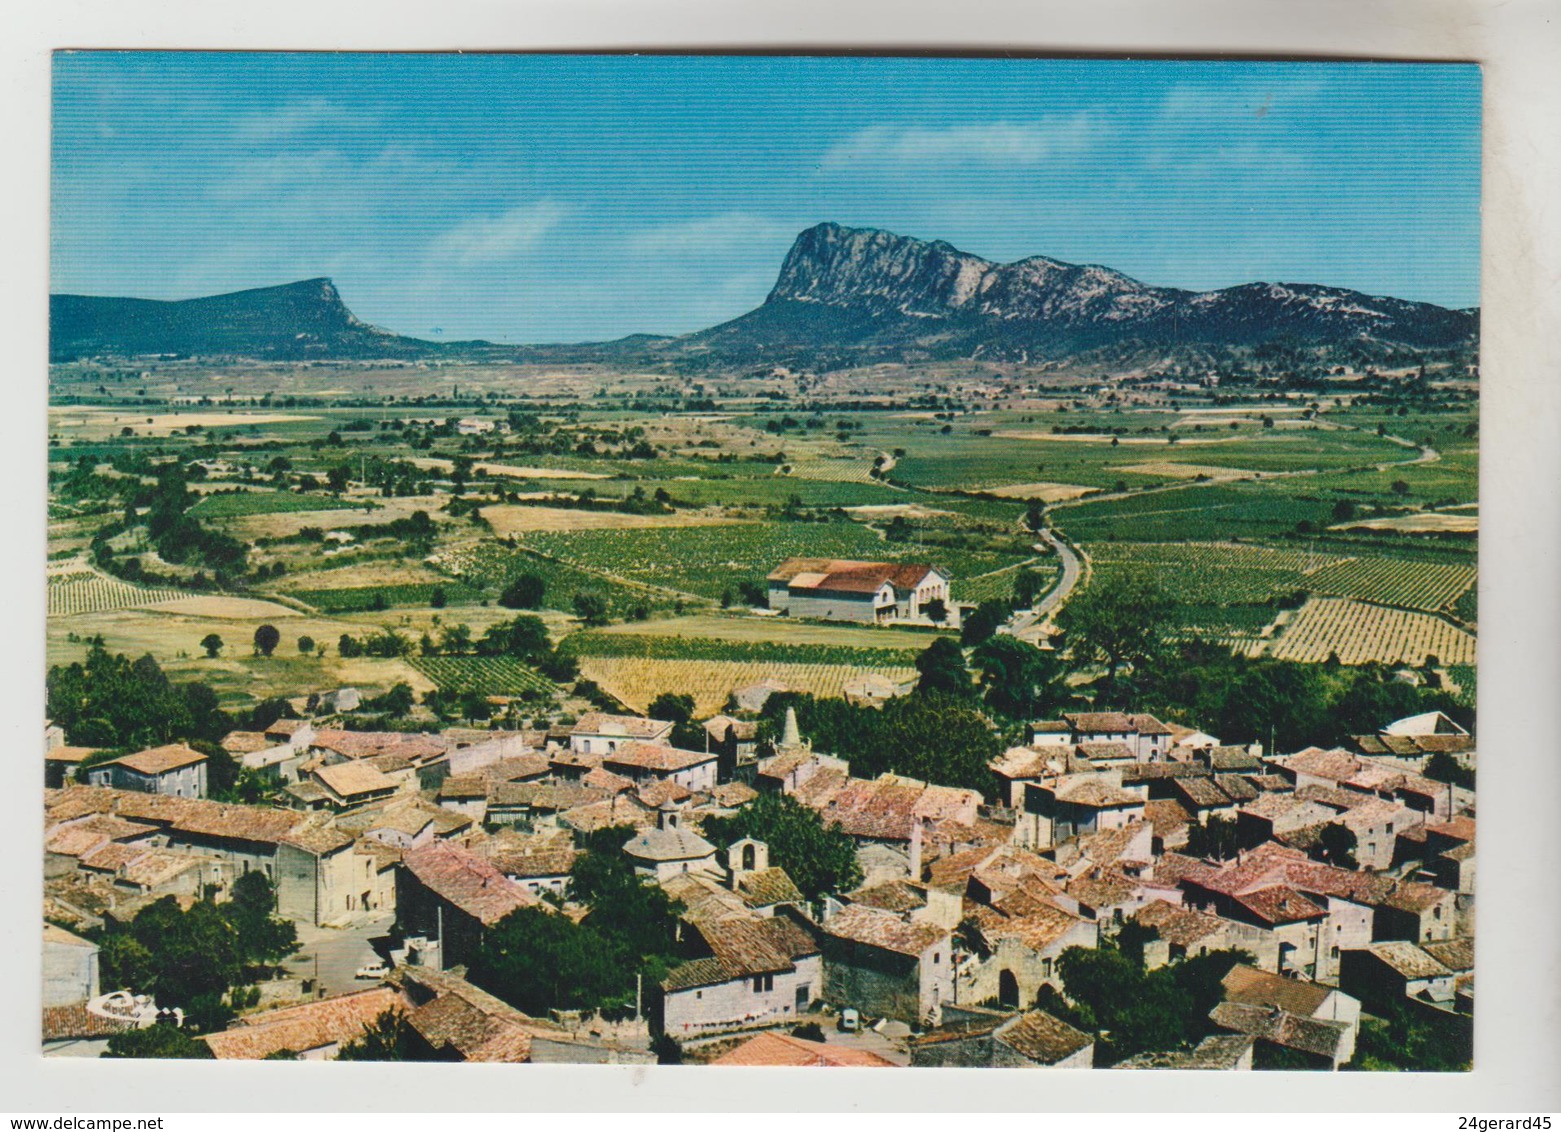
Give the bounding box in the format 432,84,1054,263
190,491,363,517
519,521,1034,602
1085,542,1337,605
1305,557,1476,614
1086,541,1477,615
47,568,184,617
291,581,483,613
557,631,922,668
950,560,1058,604
430,542,684,617
1260,597,1476,666
574,656,920,716
409,656,555,697
785,457,879,483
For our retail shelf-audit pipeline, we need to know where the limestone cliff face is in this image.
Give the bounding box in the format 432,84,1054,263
757,222,1475,351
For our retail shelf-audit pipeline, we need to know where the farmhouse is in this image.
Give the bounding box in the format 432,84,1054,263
767,558,949,624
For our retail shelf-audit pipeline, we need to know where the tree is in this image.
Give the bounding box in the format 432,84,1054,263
499,573,546,610
572,592,610,626
224,872,299,968
702,793,862,901
366,682,416,718
972,635,1066,719
647,691,702,748
199,633,224,659
1315,823,1359,869
296,635,315,655
336,1010,416,1061
1059,568,1172,689
923,598,948,625
1185,814,1242,861
253,624,280,657
914,636,973,699
98,933,155,991
1391,480,1411,497
961,600,1010,647
120,897,243,1014
1331,499,1357,523
476,615,551,661
104,1023,213,1059
1423,750,1475,790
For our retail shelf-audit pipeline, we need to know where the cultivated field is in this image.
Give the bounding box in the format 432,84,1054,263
575,656,918,716
47,567,184,616
1260,597,1476,666
480,505,743,536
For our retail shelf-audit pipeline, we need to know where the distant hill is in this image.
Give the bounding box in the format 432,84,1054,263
50,224,1479,371
49,278,451,361
671,222,1480,369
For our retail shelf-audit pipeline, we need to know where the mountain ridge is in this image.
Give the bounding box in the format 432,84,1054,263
49,222,1479,369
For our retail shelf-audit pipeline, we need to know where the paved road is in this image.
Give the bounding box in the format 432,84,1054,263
283,912,396,999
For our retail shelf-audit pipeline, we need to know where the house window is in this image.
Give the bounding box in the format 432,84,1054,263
1330,946,1340,959
695,991,702,1000
932,953,940,965
1433,905,1443,919
752,974,773,993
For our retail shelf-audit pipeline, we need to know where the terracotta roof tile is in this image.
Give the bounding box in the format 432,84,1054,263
711,1031,895,1067
203,987,409,1060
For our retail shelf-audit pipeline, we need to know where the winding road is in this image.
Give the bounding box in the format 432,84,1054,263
1001,424,1441,646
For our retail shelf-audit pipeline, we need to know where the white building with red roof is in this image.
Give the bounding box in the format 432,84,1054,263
767,557,949,624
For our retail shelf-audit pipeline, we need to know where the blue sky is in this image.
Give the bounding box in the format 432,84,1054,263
51,54,1481,344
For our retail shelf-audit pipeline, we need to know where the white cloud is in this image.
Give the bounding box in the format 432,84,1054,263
426,201,571,266
821,113,1102,169
232,97,373,142
625,212,798,257
1156,79,1326,128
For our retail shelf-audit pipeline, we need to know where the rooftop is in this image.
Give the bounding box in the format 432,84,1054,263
202,987,409,1060
711,1031,895,1067
824,903,948,958
401,841,536,926
106,743,208,777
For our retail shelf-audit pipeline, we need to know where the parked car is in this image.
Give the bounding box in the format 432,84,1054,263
354,961,390,980
838,1008,861,1033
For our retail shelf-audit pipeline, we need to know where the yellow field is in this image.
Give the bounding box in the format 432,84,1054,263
576,656,918,716
47,599,433,707
138,595,307,620
480,505,744,536
49,408,319,439
1331,512,1479,533
216,495,451,541
1261,597,1476,666
983,481,1099,501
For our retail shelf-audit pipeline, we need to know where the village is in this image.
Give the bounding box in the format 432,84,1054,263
42,630,1477,1069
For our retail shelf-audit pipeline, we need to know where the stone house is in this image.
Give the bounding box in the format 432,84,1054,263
603,740,718,793
909,1005,1094,1068
42,924,99,1007
85,744,208,799
396,840,537,970
1339,941,1457,1014
660,911,823,1038
821,903,953,1027
568,713,675,756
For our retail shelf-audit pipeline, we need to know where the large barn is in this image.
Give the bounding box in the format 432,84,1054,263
766,558,949,624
